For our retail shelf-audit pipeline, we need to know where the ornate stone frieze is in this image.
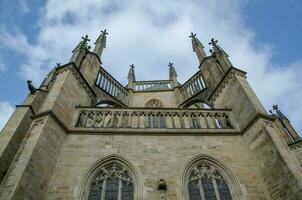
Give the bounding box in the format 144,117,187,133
210,68,246,104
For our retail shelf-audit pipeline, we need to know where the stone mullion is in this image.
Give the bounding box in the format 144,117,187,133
113,82,117,95
109,80,114,95
129,112,133,128
101,112,107,128
117,112,122,128
82,111,89,127
95,71,100,85
102,76,107,91
212,178,221,200
171,113,176,128
139,112,146,128
204,113,210,128
98,72,104,86
193,78,198,93
198,74,205,89
112,83,116,96
118,178,122,200
219,114,226,129
188,114,193,128
101,178,107,200
108,79,113,94
197,76,203,90
198,178,206,200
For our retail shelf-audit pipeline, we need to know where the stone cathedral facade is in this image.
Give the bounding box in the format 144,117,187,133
0,29,301,200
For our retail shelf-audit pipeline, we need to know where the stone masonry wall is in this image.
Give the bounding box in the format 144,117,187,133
0,116,65,200
130,90,177,108
47,134,269,200
244,119,302,200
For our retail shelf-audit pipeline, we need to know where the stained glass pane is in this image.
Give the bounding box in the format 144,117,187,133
217,179,232,200
88,180,103,200
122,180,134,200
105,177,119,200
188,180,201,200
201,178,217,200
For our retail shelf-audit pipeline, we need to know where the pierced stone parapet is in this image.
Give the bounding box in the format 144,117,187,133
74,107,237,133
95,67,128,105
133,80,173,91
180,70,206,101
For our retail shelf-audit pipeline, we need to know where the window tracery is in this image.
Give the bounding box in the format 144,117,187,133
145,99,162,108
88,162,134,200
187,163,232,200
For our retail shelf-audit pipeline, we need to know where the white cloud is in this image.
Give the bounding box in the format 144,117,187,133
0,0,301,134
18,0,30,14
0,101,14,131
0,56,5,72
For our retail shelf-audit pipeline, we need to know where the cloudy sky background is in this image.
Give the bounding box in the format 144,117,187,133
0,0,301,134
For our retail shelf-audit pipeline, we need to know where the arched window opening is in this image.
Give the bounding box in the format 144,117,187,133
188,102,211,109
95,99,122,108
96,103,115,108
88,162,134,200
145,99,162,108
187,163,232,200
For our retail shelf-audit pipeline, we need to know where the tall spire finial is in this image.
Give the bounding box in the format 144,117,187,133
72,34,91,53
127,64,136,89
189,32,196,39
94,29,108,60
270,104,289,122
209,38,219,49
168,62,178,87
70,34,91,66
208,37,232,72
189,32,207,64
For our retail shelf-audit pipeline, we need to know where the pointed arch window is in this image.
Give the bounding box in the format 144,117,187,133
88,162,134,200
187,163,232,200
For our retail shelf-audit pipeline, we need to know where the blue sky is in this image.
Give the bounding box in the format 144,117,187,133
0,0,301,134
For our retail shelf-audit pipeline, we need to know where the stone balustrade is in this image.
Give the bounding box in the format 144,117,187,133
180,71,206,100
95,67,128,104
134,80,173,91
74,107,236,132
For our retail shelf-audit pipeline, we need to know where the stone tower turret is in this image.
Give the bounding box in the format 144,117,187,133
70,35,91,67
127,64,136,90
93,29,108,60
190,32,207,63
168,62,178,88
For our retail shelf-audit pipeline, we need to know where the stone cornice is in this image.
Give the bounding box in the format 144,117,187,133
288,140,302,149
15,105,35,115
240,113,275,135
48,62,97,99
75,105,232,112
208,67,247,102
31,110,68,132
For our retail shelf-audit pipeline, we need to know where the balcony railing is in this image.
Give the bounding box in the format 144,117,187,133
180,70,206,101
74,107,236,132
134,80,173,91
95,67,128,105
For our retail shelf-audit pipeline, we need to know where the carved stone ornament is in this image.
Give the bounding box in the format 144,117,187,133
158,179,167,191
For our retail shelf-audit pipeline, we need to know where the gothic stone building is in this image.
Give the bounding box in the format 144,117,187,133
0,30,302,200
